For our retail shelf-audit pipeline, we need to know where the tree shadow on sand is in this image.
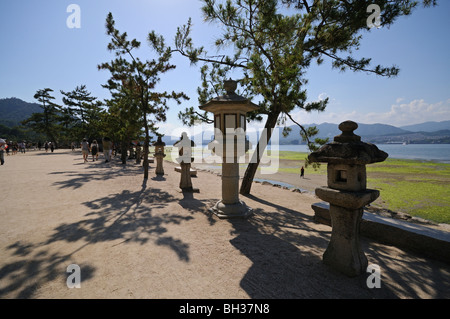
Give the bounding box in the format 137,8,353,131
0,240,96,298
228,193,450,298
178,190,218,226
44,180,193,262
49,164,144,190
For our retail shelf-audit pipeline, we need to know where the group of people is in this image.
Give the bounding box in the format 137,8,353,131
81,137,113,163
42,141,55,153
0,140,29,155
0,139,35,165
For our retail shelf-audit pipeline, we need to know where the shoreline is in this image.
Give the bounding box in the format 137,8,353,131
186,148,449,226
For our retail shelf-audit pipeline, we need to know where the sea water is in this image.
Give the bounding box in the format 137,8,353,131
270,144,450,164
182,144,450,163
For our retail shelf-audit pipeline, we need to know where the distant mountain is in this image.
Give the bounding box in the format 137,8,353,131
278,122,410,144
353,123,410,137
400,121,450,132
0,98,41,127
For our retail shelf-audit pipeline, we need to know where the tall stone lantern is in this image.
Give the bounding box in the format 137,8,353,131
153,136,166,175
199,79,258,219
308,121,388,277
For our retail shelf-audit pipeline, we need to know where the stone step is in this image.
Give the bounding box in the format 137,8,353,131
312,202,450,264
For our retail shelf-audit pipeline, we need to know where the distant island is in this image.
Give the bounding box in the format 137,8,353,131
274,122,450,145
1,97,449,144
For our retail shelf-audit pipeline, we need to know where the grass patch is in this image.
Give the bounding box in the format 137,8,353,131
269,150,309,161
266,151,450,224
367,158,450,177
369,178,450,224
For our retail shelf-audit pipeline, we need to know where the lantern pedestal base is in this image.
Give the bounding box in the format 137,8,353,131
154,154,165,175
211,200,253,219
323,204,368,277
178,187,200,193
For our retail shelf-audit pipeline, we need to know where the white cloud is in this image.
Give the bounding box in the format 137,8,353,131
363,99,450,126
318,92,329,101
157,121,189,138
287,98,450,127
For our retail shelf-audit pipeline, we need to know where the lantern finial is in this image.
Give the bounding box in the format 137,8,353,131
224,79,237,95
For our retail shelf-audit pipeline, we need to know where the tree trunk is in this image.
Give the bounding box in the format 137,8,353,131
239,111,280,195
136,145,141,164
143,113,149,179
120,140,128,165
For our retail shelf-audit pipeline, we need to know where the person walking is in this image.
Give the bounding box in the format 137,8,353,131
102,137,111,163
0,138,6,165
91,140,99,161
81,138,90,163
300,166,305,178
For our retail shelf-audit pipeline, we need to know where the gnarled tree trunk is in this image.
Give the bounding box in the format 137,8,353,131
240,111,280,195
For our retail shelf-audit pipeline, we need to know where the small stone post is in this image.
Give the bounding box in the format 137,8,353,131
153,136,166,175
174,132,197,192
308,121,388,277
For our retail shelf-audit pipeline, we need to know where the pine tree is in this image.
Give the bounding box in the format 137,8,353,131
101,94,143,165
60,85,104,142
174,0,437,194
98,13,188,178
22,88,61,147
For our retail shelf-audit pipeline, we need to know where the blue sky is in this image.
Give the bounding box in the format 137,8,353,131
0,0,449,136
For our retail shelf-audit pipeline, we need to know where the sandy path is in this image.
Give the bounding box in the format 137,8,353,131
0,149,449,299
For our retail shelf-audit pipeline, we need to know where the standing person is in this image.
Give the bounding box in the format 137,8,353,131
0,138,6,165
91,140,99,161
300,166,305,178
44,142,49,153
71,142,75,152
81,138,90,163
102,137,112,163
50,142,54,153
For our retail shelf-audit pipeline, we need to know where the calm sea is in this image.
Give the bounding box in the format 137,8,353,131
270,144,450,163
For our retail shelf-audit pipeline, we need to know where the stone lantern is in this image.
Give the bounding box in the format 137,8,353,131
199,79,258,219
153,136,166,175
308,120,388,277
173,132,197,192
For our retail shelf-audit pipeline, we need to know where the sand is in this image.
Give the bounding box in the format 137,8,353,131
0,149,449,299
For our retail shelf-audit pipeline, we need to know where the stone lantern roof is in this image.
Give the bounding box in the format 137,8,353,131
173,132,195,147
153,136,166,147
199,79,259,113
308,121,388,165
